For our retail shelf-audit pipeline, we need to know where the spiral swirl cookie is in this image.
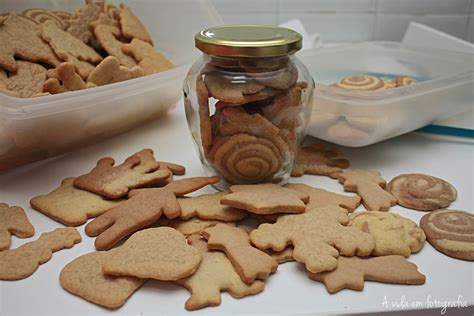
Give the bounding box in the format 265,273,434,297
210,133,283,184
333,75,388,91
388,173,457,211
420,209,474,261
395,76,416,87
22,9,69,30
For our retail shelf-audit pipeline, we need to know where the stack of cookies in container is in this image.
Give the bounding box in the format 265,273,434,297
0,0,174,98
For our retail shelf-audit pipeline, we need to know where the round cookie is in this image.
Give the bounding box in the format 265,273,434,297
388,173,457,211
333,75,388,91
420,209,474,261
348,211,425,257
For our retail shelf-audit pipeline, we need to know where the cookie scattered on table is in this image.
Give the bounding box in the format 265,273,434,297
30,177,124,226
220,183,309,215
202,224,278,283
250,206,375,273
291,144,350,178
0,203,35,251
308,255,425,293
158,161,186,177
286,183,361,212
102,227,201,280
85,176,219,250
178,192,247,222
176,235,264,311
74,149,170,199
147,160,186,186
60,248,146,309
387,173,457,211
161,218,236,237
420,209,474,261
0,227,81,280
338,169,397,212
267,247,294,264
348,212,425,257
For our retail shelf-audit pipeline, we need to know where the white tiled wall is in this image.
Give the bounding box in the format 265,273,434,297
211,0,474,43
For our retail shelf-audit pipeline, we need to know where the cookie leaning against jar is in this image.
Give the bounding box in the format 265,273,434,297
183,25,314,190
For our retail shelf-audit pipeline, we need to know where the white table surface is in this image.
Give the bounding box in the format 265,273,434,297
0,102,473,316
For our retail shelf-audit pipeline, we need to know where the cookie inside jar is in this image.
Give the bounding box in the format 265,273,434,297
184,25,314,190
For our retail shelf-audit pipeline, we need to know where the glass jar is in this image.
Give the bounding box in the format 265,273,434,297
183,25,314,190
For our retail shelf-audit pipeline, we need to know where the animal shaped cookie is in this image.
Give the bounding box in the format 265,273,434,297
338,169,396,212
291,144,350,178
118,4,153,44
250,206,375,273
30,177,124,226
161,218,236,237
0,60,47,98
85,176,219,250
178,192,247,221
176,235,264,310
202,224,278,283
0,203,35,251
73,149,170,199
204,72,265,104
0,227,81,280
0,13,60,72
308,255,426,293
86,56,144,86
220,183,309,215
122,39,174,75
286,183,361,212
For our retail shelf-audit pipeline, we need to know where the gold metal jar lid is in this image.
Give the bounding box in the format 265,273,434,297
195,25,302,58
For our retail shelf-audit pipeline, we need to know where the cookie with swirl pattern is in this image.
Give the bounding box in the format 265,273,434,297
388,173,457,211
420,209,474,261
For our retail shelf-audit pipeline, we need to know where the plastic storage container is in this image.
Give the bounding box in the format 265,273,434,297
298,41,474,147
183,25,314,190
0,0,222,171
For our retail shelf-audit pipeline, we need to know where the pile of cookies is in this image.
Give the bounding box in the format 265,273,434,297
193,56,312,187
332,74,417,92
0,1,174,98
1,146,472,311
